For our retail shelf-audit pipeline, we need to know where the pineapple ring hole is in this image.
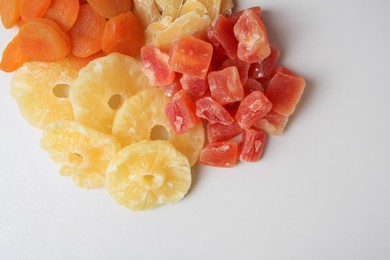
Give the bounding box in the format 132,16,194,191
108,94,123,110
143,175,155,185
150,125,170,141
52,84,70,98
68,153,84,165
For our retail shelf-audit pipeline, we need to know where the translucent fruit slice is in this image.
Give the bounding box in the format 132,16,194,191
11,60,78,128
106,140,191,211
155,0,183,19
145,16,173,45
133,0,161,27
112,88,205,166
69,53,153,134
198,0,222,21
179,0,208,16
41,121,121,189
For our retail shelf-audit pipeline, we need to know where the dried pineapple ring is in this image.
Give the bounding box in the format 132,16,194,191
106,140,191,211
69,53,153,134
179,0,208,16
145,16,173,45
133,0,161,27
112,88,205,166
11,61,78,128
40,121,121,189
155,11,211,50
155,0,183,20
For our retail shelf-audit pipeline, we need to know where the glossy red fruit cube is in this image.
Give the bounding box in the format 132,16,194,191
265,66,305,116
227,6,262,25
196,97,234,125
164,90,200,134
239,128,266,162
208,66,244,105
234,9,270,63
244,78,264,95
253,110,289,136
235,90,272,129
168,35,213,78
208,15,238,60
249,45,280,80
180,74,209,98
220,58,250,85
141,46,175,86
161,76,182,97
207,121,242,143
199,141,238,168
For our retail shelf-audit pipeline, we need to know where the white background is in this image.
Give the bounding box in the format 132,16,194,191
1,0,390,259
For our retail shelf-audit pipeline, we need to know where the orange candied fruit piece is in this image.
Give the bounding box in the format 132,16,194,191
0,35,29,72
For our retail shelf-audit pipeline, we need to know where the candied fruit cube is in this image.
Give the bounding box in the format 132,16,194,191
208,66,244,105
265,66,305,116
249,45,280,80
207,15,238,60
220,58,250,85
227,6,262,25
234,9,270,63
141,45,175,86
180,74,209,97
165,90,200,134
161,76,182,97
244,78,264,95
239,128,266,162
253,110,289,136
207,121,242,143
168,35,213,78
235,90,272,129
199,141,238,167
195,97,234,125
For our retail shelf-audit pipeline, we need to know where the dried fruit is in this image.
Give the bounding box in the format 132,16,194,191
199,141,238,167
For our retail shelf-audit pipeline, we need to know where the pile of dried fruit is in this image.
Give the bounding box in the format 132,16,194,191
1,0,305,211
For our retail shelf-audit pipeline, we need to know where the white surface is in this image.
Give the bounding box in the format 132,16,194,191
1,1,390,259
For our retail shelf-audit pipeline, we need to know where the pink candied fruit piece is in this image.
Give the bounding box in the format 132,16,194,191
235,90,272,129
265,66,306,116
227,6,262,25
195,97,234,125
249,45,280,80
239,128,266,162
208,66,244,105
244,78,264,96
141,46,175,86
180,74,209,98
160,76,182,97
199,141,238,168
207,15,238,60
253,110,289,136
164,90,200,134
207,121,242,143
234,9,271,63
220,58,250,85
168,35,213,79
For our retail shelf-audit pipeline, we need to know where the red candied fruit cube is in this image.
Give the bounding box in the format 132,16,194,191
180,74,209,98
207,121,242,143
235,90,272,129
195,97,234,125
234,9,270,63
239,128,266,162
168,35,213,79
208,66,244,105
207,15,238,60
265,66,306,116
164,90,200,134
141,46,175,86
249,45,280,80
253,110,289,136
220,58,250,85
244,78,264,95
199,141,238,168
160,76,182,97
227,6,262,25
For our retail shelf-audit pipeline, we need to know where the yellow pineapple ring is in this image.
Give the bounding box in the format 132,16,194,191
106,140,191,211
11,61,78,128
69,53,153,134
40,121,121,189
112,88,205,166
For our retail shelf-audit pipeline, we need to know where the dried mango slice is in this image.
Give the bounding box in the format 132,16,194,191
220,0,233,16
41,121,121,189
106,140,191,211
198,0,222,21
179,0,208,16
133,0,161,27
145,16,173,45
155,0,183,20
